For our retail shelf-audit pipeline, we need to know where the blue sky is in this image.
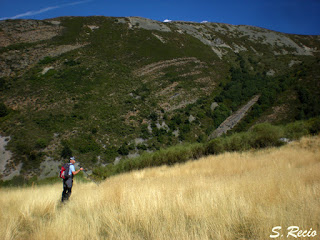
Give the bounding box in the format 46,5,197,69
0,0,319,35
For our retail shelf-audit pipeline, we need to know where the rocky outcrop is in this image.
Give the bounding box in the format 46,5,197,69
126,19,317,58
0,135,21,180
134,57,201,77
0,19,88,77
0,19,63,47
0,43,86,77
127,17,171,32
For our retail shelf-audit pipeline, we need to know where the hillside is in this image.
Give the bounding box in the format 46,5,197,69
1,135,319,239
0,16,320,179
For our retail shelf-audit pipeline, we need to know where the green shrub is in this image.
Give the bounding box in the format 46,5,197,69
35,138,48,149
205,138,225,155
118,143,129,156
137,144,147,150
64,59,80,66
250,123,284,148
70,136,101,154
0,102,9,117
0,78,6,90
189,143,205,159
284,121,309,140
39,56,55,65
104,146,118,162
15,140,33,156
307,117,320,135
5,175,26,186
164,146,190,165
224,132,252,152
93,165,114,179
22,151,43,170
61,145,73,159
149,112,158,121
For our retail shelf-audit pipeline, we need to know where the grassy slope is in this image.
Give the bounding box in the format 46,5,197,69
1,135,320,239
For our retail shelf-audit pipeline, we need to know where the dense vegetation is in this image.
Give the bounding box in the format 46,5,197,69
2,117,319,186
92,117,320,180
0,16,319,179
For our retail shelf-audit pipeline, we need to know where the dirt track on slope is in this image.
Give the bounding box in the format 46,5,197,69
209,95,260,139
134,57,201,77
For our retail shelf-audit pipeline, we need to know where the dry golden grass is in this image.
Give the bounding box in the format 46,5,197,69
1,135,320,240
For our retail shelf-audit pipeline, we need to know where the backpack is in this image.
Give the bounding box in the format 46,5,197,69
59,163,72,179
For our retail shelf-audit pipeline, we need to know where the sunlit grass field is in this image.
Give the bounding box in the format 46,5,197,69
1,135,320,240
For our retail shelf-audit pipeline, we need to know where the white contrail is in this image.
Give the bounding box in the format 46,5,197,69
0,0,91,20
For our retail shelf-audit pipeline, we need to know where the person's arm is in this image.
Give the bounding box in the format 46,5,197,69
72,168,83,175
70,164,83,176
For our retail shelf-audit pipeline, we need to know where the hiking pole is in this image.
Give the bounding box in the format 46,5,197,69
79,165,100,186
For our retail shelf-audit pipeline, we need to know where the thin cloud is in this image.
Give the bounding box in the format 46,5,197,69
0,0,91,20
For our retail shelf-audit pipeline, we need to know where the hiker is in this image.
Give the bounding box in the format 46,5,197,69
61,156,83,202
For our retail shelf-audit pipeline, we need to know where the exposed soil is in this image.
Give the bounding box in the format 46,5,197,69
209,95,260,139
